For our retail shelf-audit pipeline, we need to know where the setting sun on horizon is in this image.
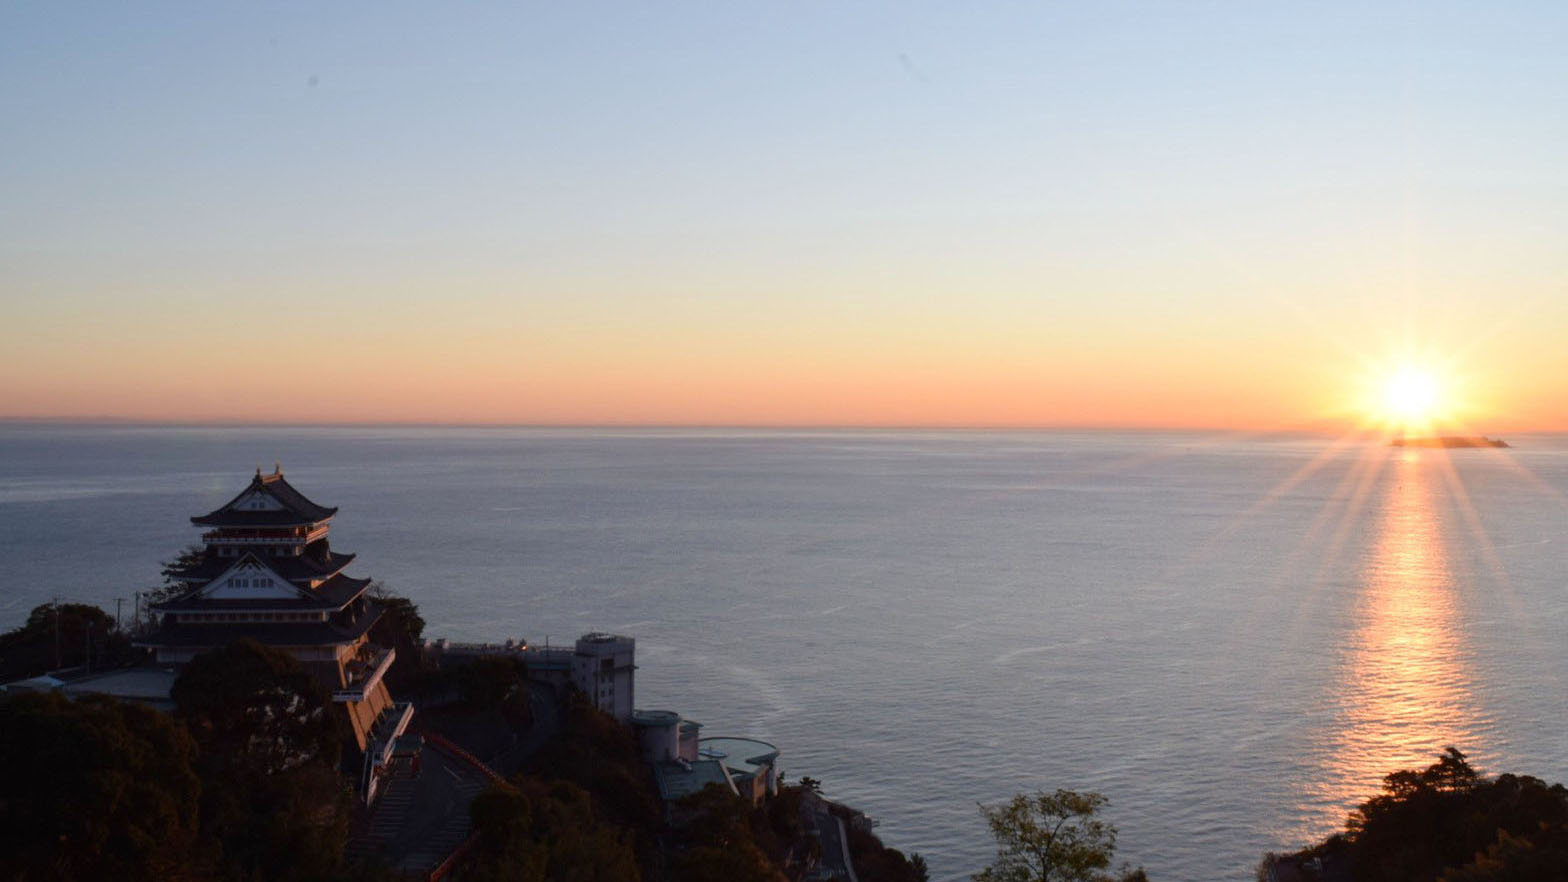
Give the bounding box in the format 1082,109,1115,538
1385,369,1441,424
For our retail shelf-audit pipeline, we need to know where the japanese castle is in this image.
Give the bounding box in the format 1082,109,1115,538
138,466,413,789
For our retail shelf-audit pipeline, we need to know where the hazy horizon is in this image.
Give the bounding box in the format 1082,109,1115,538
0,415,1546,434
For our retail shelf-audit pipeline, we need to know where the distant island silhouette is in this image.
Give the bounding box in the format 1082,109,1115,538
1390,436,1509,448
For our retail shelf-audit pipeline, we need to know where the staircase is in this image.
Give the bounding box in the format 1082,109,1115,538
397,772,488,875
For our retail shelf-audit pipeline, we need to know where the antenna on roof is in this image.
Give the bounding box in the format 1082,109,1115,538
274,460,282,475
255,464,262,478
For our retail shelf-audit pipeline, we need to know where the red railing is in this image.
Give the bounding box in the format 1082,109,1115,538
423,733,508,785
427,831,480,882
420,735,515,882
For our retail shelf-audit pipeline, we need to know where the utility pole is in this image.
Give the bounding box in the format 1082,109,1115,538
116,597,123,631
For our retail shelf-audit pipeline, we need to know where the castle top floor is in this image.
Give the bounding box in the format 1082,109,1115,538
192,465,338,554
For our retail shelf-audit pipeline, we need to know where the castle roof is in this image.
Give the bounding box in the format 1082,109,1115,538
191,466,337,527
151,572,373,614
173,549,357,586
136,599,385,649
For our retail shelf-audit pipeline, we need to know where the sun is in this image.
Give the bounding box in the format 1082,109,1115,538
1384,368,1440,423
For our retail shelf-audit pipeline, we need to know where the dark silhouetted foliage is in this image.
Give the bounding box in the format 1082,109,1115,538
1349,748,1568,882
1268,748,1568,882
454,655,527,709
1441,823,1568,881
173,638,340,774
848,821,932,882
173,639,353,881
0,602,132,680
524,695,661,835
143,544,206,607
367,587,428,691
0,692,203,881
466,777,640,882
668,784,788,882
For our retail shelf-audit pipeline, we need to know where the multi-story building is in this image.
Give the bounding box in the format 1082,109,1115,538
571,632,636,722
437,631,639,723
136,466,413,795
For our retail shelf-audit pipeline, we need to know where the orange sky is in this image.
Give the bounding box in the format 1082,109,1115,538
5,273,1566,429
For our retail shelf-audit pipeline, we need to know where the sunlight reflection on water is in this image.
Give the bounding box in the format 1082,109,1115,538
1303,449,1486,833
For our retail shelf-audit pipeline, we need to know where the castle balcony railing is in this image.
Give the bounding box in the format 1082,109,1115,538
332,646,396,703
202,526,328,544
202,537,305,548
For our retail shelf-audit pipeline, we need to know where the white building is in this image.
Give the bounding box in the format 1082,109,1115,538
571,632,636,723
432,631,639,723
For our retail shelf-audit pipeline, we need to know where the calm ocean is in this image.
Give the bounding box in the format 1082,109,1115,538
3,425,1566,881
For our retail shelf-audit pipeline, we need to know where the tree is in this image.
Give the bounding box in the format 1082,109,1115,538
146,544,205,605
173,638,340,774
523,695,661,834
668,784,788,882
454,655,527,709
1265,748,1568,882
0,602,127,681
173,639,351,881
0,692,203,881
1441,824,1568,882
367,585,428,691
467,778,641,882
974,790,1144,882
1345,749,1568,882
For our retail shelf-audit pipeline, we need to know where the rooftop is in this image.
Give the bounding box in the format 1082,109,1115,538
191,466,337,527
632,709,682,727
173,550,357,585
57,667,179,711
697,737,780,776
652,759,732,801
